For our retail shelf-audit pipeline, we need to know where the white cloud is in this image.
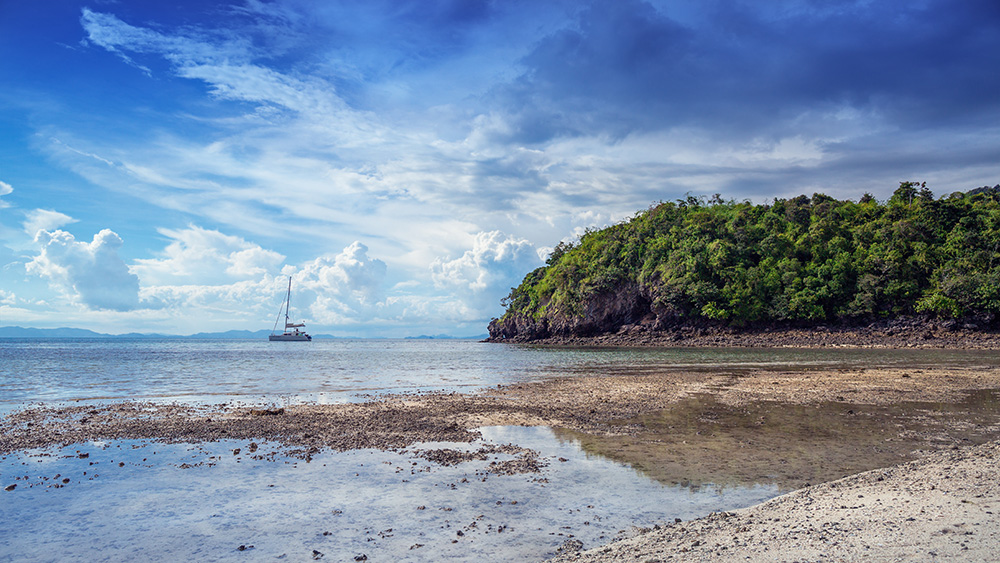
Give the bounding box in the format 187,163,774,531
326,241,388,300
132,242,394,333
431,231,542,316
298,241,388,324
26,229,140,311
132,226,285,286
81,9,371,138
69,234,503,334
138,276,277,319
0,180,11,208
23,209,77,236
0,289,15,305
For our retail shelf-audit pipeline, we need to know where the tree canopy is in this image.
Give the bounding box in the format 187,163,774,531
499,183,1000,328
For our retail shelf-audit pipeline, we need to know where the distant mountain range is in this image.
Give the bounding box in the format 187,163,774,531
404,334,489,340
0,326,327,339
0,326,486,340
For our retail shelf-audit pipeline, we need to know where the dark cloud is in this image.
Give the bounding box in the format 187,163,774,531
499,0,695,140
752,1,1000,125
498,0,1000,143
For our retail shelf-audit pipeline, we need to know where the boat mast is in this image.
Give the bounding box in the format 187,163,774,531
284,276,292,327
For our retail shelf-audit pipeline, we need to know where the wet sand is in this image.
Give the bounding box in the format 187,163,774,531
4,365,1000,560
549,440,1000,562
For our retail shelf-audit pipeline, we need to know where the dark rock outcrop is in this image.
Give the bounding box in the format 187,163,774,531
487,286,1000,348
488,283,654,341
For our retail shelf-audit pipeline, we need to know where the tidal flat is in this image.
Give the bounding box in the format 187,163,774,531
4,363,1000,561
0,427,779,562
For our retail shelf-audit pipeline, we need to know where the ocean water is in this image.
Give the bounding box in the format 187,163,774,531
2,337,998,410
2,339,999,561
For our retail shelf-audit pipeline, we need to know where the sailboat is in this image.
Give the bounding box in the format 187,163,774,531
269,276,312,341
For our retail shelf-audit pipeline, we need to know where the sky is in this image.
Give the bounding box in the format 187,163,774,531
2,0,1000,337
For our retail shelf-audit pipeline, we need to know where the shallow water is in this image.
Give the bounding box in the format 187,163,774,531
3,338,999,411
557,389,1000,491
3,339,999,561
0,426,777,562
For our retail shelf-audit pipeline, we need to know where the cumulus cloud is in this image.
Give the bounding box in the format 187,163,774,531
133,240,422,333
431,231,542,316
26,229,140,311
132,226,285,286
297,241,388,324
23,209,77,236
322,241,388,300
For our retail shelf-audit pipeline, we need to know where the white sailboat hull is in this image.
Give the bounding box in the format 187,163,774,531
269,333,312,341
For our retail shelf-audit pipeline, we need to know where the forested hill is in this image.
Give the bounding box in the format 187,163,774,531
488,182,1000,342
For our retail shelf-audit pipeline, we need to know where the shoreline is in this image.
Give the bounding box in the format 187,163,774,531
548,439,1000,562
4,365,1000,560
486,322,1000,349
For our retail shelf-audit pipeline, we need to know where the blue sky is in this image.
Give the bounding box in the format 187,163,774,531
2,0,1000,336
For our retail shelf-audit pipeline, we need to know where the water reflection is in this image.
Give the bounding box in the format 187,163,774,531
0,426,778,562
554,389,1000,491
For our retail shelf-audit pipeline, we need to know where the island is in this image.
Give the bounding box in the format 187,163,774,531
488,183,1000,349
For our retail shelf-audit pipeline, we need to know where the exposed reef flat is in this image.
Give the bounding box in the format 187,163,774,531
6,365,1000,459
4,365,1000,561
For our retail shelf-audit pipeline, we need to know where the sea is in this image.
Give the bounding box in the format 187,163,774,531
2,338,999,562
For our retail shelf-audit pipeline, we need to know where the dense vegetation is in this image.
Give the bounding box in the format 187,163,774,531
498,183,1000,333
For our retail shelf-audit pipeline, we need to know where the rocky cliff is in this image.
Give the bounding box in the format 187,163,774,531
487,282,656,341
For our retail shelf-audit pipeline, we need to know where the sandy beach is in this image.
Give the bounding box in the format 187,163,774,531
549,440,1000,562
3,363,1000,561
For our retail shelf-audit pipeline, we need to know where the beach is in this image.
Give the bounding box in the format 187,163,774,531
4,361,1000,560
549,440,1000,562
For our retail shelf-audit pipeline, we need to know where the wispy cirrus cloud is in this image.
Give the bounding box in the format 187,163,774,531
74,1,1000,239
81,7,373,132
